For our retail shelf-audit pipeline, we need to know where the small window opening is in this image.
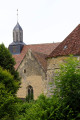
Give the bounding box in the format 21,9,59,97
24,69,26,73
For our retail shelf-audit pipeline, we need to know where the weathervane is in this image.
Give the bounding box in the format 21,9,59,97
17,9,18,22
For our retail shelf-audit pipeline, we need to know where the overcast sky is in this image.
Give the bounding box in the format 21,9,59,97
0,0,80,47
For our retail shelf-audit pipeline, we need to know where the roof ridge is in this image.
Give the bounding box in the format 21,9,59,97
25,42,60,46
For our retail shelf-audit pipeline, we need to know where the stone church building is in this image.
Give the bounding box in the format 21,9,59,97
9,22,80,100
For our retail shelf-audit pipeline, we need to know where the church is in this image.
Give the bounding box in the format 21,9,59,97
9,21,80,100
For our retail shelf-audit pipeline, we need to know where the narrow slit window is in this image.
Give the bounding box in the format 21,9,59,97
24,69,26,73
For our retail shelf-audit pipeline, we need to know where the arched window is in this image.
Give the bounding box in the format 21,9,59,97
16,32,18,41
27,85,33,102
20,32,22,42
13,32,15,42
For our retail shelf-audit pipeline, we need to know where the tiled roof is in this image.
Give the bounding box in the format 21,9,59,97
26,43,60,55
48,24,80,58
13,43,60,70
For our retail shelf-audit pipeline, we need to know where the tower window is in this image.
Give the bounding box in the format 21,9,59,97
16,32,18,41
13,32,15,41
20,32,22,42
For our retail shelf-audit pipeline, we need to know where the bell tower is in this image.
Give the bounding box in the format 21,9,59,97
13,22,23,42
9,10,26,54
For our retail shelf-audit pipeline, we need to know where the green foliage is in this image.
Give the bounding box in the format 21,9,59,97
0,44,15,71
0,66,19,94
0,67,19,120
0,44,20,94
54,55,80,119
17,94,60,120
0,44,21,119
0,91,18,120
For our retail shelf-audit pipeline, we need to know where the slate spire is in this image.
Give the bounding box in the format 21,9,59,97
9,10,26,55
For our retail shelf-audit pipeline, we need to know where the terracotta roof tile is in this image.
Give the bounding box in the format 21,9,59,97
48,24,80,58
26,43,60,55
13,43,60,70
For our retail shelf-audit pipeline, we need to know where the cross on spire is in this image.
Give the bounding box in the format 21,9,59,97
17,9,18,22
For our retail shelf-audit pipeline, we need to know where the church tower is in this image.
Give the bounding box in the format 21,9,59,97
13,22,23,43
9,10,26,54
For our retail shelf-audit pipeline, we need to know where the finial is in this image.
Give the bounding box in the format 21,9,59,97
17,9,18,22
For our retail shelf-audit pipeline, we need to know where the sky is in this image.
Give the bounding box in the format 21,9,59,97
0,0,80,47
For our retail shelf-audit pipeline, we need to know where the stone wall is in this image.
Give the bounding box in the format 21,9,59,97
17,50,47,100
47,56,69,96
47,56,80,96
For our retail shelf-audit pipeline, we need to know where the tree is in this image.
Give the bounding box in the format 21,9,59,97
0,67,18,120
0,44,20,94
0,44,20,119
54,56,80,119
17,94,57,120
